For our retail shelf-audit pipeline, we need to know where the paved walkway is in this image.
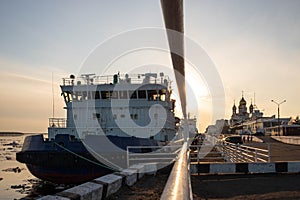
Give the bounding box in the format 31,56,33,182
192,173,300,200
244,136,300,162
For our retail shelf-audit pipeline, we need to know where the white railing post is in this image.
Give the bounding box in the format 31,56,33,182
222,143,226,160
126,146,130,168
197,146,199,163
268,143,271,162
255,149,258,162
246,147,249,162
225,144,228,157
237,145,241,162
238,145,241,162
235,144,238,162
227,144,231,162
239,147,241,162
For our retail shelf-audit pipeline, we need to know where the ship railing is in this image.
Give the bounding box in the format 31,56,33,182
62,73,170,86
49,118,67,128
126,145,182,167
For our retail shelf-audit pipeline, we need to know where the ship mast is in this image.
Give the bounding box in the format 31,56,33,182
52,72,55,119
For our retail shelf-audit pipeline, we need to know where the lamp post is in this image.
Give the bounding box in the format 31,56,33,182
271,100,286,136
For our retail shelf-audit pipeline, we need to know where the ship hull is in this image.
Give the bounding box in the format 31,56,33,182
16,134,158,184
26,163,111,184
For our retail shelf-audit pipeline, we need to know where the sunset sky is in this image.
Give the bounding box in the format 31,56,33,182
0,0,300,133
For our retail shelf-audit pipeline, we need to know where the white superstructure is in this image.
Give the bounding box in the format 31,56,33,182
49,73,177,142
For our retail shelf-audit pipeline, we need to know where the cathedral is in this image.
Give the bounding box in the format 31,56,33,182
230,94,254,126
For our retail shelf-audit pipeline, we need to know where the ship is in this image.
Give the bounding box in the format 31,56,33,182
16,72,180,184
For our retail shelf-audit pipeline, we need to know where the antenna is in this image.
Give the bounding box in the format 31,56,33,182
52,72,55,119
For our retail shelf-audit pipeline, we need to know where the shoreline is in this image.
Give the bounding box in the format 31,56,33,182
0,132,46,136
0,132,24,136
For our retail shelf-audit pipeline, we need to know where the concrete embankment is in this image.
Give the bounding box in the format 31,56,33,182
272,136,300,145
38,163,158,200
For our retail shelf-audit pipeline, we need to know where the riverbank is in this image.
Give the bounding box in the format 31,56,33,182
0,132,24,136
0,132,46,136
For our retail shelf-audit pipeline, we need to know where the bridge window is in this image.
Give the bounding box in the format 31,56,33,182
119,91,128,99
82,91,88,100
96,91,100,99
63,92,73,102
92,91,100,99
148,90,158,101
147,89,166,101
101,91,110,99
93,113,101,119
111,91,118,99
138,90,146,99
87,91,93,100
72,93,77,101
129,90,137,99
159,89,167,101
130,114,138,120
74,92,83,101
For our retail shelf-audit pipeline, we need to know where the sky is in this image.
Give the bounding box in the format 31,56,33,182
0,0,300,133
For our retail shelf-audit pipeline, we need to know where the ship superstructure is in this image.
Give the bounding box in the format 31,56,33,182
52,72,176,141
17,72,178,184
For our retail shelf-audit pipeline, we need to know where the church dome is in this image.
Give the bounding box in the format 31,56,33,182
249,103,254,113
239,97,246,106
232,104,236,110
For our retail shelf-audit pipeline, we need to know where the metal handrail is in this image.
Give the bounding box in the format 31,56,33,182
189,145,225,162
222,142,270,162
62,73,171,86
160,142,192,200
240,144,269,152
49,118,67,128
126,145,182,167
190,142,271,163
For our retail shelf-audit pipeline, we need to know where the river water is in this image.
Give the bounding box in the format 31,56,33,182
0,133,71,200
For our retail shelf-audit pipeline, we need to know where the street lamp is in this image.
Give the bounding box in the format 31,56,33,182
271,99,286,136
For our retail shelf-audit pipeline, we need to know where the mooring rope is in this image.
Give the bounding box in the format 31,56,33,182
54,141,118,171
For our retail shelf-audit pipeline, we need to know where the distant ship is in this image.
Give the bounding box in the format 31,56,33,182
17,72,180,184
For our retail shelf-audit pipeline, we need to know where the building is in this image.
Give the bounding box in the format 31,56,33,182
229,93,291,135
266,124,300,136
230,94,253,127
243,117,290,136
